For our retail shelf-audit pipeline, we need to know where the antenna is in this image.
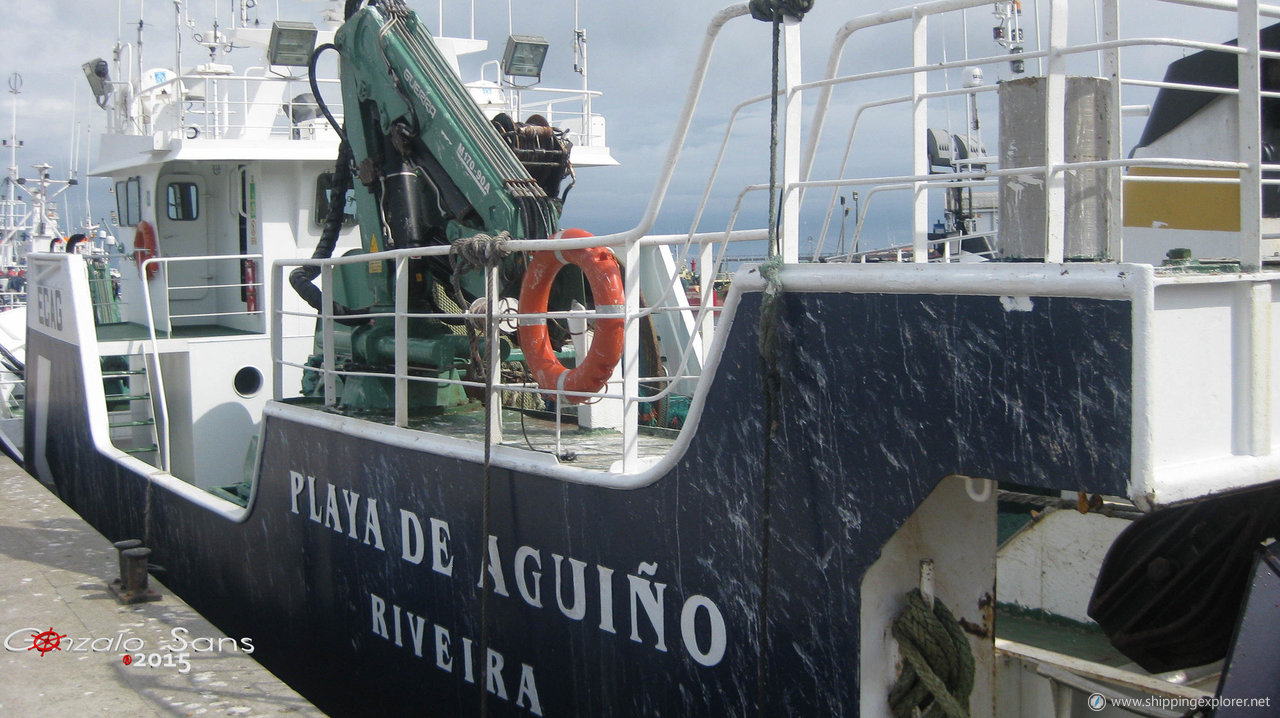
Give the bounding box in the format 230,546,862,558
84,125,94,227
6,74,20,216
4,74,19,249
138,0,146,101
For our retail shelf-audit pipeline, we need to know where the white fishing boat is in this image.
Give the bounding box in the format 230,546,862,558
13,0,1280,715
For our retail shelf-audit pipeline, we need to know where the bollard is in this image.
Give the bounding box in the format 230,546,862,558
108,543,161,604
112,539,142,586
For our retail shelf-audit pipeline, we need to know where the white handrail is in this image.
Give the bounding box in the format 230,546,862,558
137,252,265,472
269,0,1280,475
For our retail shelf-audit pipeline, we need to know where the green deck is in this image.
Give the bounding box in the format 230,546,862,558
996,604,1129,668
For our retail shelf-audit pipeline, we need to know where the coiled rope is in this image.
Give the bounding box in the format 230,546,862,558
889,589,975,718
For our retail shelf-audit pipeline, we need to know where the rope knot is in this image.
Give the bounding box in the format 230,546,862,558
757,254,786,358
759,254,784,296
450,231,513,271
889,589,975,718
749,0,814,22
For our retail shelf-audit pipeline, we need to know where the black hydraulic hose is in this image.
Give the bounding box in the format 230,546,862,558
290,139,355,313
289,1,369,325
308,43,346,141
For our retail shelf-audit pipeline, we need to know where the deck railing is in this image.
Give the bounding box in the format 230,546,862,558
136,253,265,473
680,0,1278,271
135,253,266,335
272,0,1279,476
271,226,766,475
109,66,610,155
105,71,346,142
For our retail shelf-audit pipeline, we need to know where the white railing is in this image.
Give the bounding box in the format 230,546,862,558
271,228,763,473
0,200,31,235
474,59,606,150
113,72,344,142
138,253,265,473
136,253,265,335
0,291,25,310
0,375,21,419
672,0,1276,270
270,0,1279,475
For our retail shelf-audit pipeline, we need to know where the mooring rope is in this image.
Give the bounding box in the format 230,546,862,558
747,0,816,710
754,10,785,712
447,231,511,718
755,254,784,718
889,589,975,718
449,231,513,383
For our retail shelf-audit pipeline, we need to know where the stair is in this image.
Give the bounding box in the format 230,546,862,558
102,355,161,465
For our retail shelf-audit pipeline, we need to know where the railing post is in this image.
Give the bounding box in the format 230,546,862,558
395,257,409,428
1044,0,1069,263
271,261,283,401
485,262,503,446
623,240,641,470
321,264,336,409
699,239,716,360
911,9,929,262
782,14,803,264
139,259,171,473
1235,281,1272,456
1239,0,1262,271
1103,0,1123,262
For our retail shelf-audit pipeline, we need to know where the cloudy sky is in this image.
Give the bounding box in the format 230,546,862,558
0,0,1244,256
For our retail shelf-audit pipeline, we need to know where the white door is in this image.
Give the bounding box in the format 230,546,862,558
155,172,211,313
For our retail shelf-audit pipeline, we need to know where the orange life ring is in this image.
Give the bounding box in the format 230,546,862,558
517,229,624,404
133,220,159,280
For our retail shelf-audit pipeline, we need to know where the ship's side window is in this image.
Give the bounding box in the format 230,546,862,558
165,182,200,221
115,177,142,227
313,172,357,227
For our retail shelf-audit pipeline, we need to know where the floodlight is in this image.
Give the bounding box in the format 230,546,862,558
501,35,549,79
268,21,318,67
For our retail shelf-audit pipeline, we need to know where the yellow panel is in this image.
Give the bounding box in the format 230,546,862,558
1122,167,1240,232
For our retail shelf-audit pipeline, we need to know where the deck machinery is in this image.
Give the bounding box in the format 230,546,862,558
301,0,582,412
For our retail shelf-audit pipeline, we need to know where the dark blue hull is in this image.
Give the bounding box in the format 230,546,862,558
25,290,1132,716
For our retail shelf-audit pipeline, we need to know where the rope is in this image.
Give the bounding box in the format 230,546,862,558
446,231,510,718
749,0,815,22
449,231,513,384
757,256,785,358
889,590,975,718
752,0,804,709
449,231,513,271
767,13,781,258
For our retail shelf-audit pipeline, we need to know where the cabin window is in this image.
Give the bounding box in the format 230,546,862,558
313,171,358,227
165,182,200,221
115,177,142,227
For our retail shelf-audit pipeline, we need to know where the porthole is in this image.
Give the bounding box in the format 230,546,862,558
234,366,263,397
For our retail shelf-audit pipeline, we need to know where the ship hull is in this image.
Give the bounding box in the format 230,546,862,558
25,289,1134,716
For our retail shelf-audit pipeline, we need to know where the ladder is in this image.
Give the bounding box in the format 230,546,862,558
102,354,160,466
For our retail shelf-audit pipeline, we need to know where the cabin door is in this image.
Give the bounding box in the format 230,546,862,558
155,173,212,314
